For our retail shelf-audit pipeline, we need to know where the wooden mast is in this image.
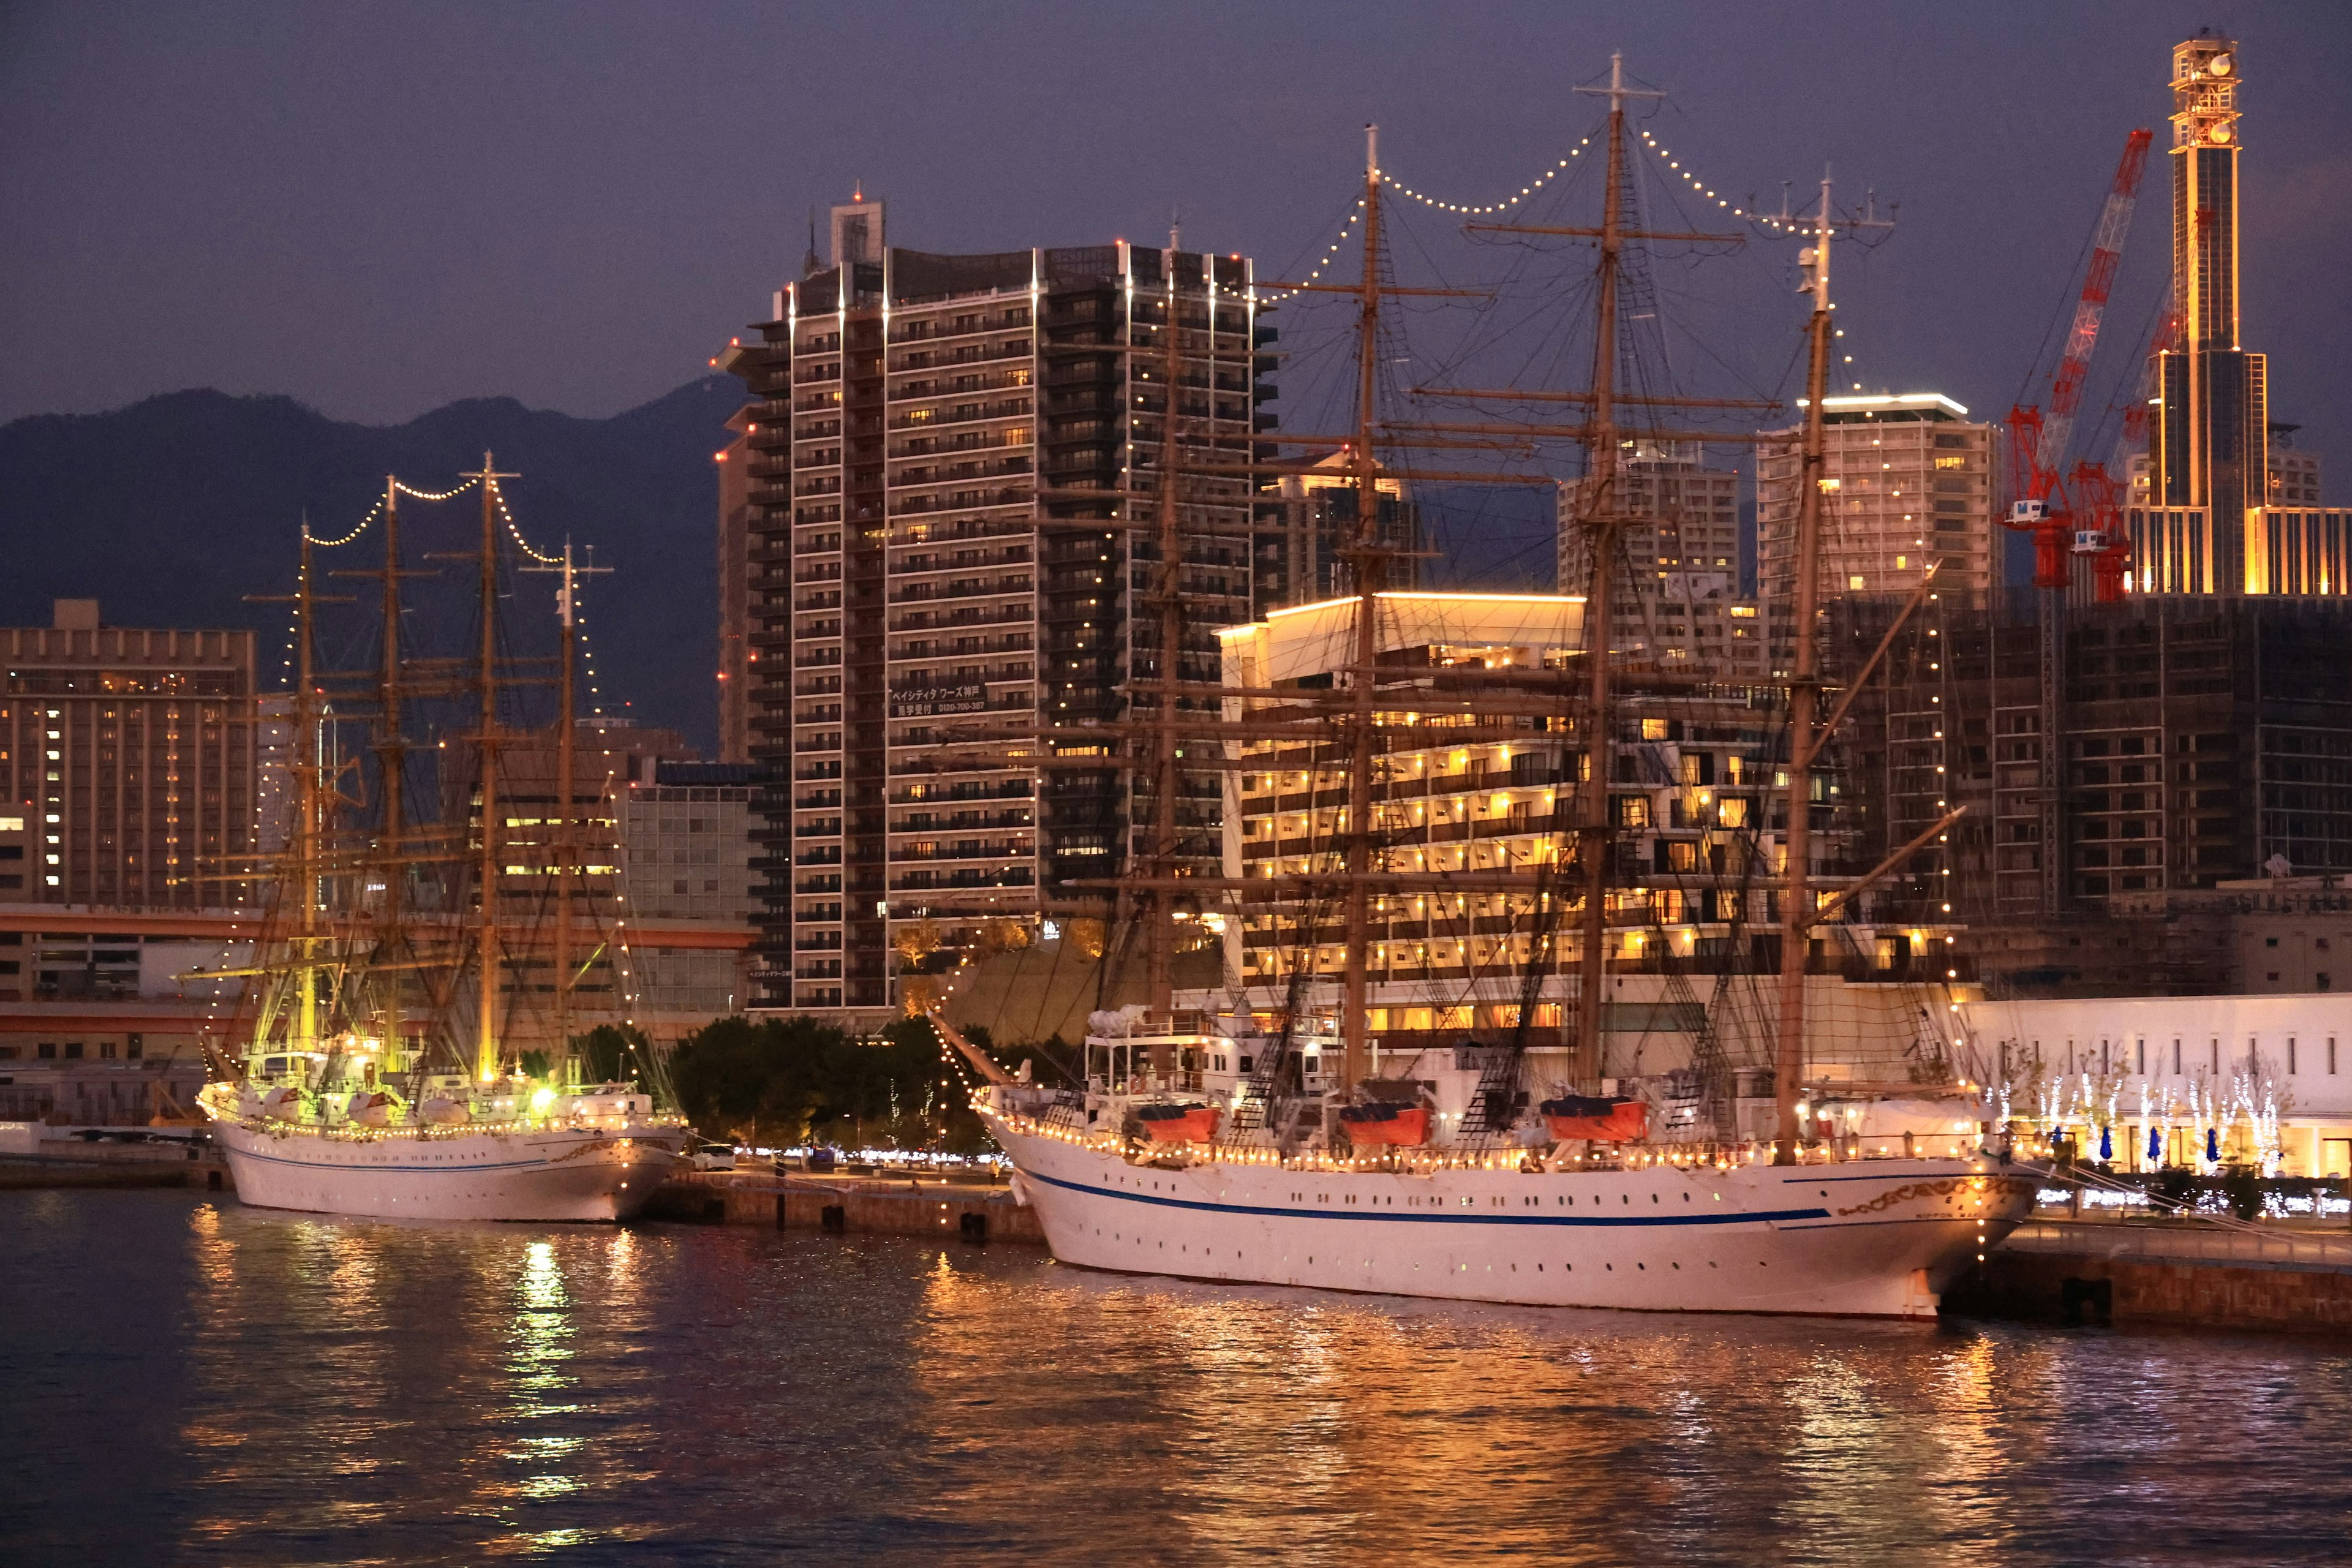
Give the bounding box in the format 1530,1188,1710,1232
1773,176,1838,1163
375,478,409,1067
1338,123,1384,1096
247,526,351,1054
524,537,610,1076
1565,54,1659,1095
470,453,518,1084
552,541,578,1072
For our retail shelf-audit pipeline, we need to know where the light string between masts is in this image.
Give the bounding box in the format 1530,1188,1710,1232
1630,128,1759,218
1254,202,1364,303
489,480,607,710
1378,136,1594,215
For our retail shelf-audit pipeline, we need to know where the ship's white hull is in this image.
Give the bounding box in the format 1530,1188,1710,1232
989,1115,2038,1318
211,1118,688,1223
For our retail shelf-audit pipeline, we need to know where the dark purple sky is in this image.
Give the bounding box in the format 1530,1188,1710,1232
4,1,2348,470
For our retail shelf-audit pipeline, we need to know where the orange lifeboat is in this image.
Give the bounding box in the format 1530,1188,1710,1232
1339,1102,1429,1147
1136,1103,1220,1143
1540,1096,1647,1142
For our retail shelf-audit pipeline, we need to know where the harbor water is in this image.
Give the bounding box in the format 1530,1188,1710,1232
4,1188,2349,1565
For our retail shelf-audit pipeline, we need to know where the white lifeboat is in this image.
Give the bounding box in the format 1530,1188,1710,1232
258,1085,307,1122
344,1090,398,1128
418,1096,471,1126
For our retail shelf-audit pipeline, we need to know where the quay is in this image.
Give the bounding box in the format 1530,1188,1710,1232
0,1123,230,1191
1947,1218,2352,1334
646,1166,1046,1245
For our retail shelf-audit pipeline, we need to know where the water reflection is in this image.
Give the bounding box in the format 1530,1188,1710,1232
8,1193,2351,1566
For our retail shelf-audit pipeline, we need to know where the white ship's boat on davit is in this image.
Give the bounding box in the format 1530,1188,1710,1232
947,64,2044,1316
198,462,688,1221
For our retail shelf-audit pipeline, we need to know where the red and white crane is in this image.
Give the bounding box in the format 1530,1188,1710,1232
2004,126,2154,600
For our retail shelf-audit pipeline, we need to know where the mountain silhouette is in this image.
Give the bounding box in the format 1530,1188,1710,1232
0,379,737,750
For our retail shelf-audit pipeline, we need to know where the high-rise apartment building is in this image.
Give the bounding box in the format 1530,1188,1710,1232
1264,452,1416,613
1558,439,1752,669
716,408,753,764
2126,34,2350,597
1757,394,1997,611
722,198,1275,1021
2,600,256,910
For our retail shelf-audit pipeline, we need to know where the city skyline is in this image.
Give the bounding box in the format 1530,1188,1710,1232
4,2,2348,476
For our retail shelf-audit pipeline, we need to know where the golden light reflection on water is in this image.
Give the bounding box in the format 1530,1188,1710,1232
85,1207,2349,1566
900,1257,2108,1564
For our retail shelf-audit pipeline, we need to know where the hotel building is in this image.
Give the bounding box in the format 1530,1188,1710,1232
1,600,257,910
1212,592,1934,1076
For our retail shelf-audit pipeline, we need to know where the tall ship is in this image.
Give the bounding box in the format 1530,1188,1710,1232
197,459,690,1221
963,57,2040,1316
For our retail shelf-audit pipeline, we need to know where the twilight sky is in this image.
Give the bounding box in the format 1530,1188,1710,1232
4,1,2349,472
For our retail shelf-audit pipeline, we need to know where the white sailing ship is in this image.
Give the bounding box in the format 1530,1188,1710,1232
960,59,2038,1315
199,459,688,1220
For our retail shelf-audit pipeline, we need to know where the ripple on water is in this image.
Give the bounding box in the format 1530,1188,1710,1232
2,1189,2349,1566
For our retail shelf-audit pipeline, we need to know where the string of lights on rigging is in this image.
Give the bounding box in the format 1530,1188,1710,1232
1253,203,1362,303
1379,137,1593,215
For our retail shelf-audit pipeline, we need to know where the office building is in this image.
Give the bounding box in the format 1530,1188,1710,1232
721,197,1275,1021
618,760,756,1034
1757,393,1997,614
2126,34,2350,597
1,600,257,910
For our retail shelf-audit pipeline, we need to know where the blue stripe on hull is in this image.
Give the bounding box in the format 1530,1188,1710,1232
1028,1169,1833,1227
228,1146,561,1175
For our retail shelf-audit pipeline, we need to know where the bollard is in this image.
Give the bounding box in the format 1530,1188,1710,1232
821,1204,846,1232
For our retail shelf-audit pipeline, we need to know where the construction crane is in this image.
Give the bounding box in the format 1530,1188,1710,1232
2000,126,2153,916
2004,126,2156,594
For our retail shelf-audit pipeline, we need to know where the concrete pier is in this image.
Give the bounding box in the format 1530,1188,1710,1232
647,1168,1046,1244
0,1140,232,1192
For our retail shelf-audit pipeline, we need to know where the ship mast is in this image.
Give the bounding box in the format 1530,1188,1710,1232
1337,123,1385,1095
470,454,518,1083
246,526,351,1056
522,539,608,1071
1565,53,1660,1094
1772,177,1838,1163
374,478,409,1063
